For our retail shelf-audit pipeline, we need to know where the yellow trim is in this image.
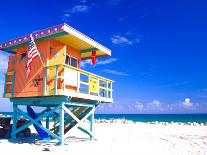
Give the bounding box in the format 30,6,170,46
6,71,14,76
56,34,93,50
5,93,12,98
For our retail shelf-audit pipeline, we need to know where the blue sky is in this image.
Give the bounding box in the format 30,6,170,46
0,0,207,113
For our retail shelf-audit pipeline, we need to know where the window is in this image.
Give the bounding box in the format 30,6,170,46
21,53,26,58
19,53,27,62
65,55,78,68
65,55,70,65
71,57,78,68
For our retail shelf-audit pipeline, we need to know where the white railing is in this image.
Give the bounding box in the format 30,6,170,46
44,64,113,102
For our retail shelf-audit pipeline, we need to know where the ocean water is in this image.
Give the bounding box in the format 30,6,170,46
1,112,207,123
94,114,207,123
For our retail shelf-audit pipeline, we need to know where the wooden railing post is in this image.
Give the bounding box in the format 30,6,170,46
43,67,47,96
54,65,58,95
77,70,80,93
97,78,100,97
88,74,90,97
63,65,65,95
106,81,108,98
110,82,113,99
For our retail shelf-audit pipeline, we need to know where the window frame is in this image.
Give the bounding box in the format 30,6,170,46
65,54,78,68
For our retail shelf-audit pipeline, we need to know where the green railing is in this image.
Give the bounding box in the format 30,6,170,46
43,64,113,102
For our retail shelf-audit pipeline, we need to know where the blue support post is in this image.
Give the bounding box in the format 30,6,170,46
12,104,17,139
46,107,50,130
90,110,94,141
59,102,65,145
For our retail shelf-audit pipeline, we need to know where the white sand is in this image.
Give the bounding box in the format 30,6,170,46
0,121,207,155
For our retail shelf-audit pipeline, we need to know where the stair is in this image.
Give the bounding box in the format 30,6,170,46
51,106,93,135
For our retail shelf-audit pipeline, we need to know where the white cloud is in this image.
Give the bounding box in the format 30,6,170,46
81,58,117,68
0,51,9,75
102,69,130,76
111,34,140,46
152,99,160,106
70,4,89,13
182,98,193,108
62,2,90,21
111,35,132,45
80,59,91,68
135,101,144,110
97,58,118,65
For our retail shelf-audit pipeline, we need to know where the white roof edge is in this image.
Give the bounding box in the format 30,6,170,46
63,24,111,56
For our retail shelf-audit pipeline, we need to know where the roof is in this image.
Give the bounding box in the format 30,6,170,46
0,23,111,59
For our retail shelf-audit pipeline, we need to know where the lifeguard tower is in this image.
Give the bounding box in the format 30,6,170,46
0,23,113,145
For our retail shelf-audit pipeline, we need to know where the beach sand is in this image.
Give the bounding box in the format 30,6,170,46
0,121,207,155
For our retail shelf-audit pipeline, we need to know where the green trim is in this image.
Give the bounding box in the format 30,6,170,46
80,48,98,53
39,53,43,58
5,71,14,76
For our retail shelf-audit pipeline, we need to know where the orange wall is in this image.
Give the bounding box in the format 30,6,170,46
5,39,81,98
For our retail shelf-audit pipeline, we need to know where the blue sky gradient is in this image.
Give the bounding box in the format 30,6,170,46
0,0,207,113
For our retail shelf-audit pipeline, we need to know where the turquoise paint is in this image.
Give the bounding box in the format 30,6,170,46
59,103,65,145
65,102,95,107
90,111,94,140
39,53,43,58
10,95,100,145
10,96,70,106
12,105,61,140
11,104,17,139
46,107,50,130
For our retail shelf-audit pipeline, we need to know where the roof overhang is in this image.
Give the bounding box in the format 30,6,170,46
0,23,111,59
